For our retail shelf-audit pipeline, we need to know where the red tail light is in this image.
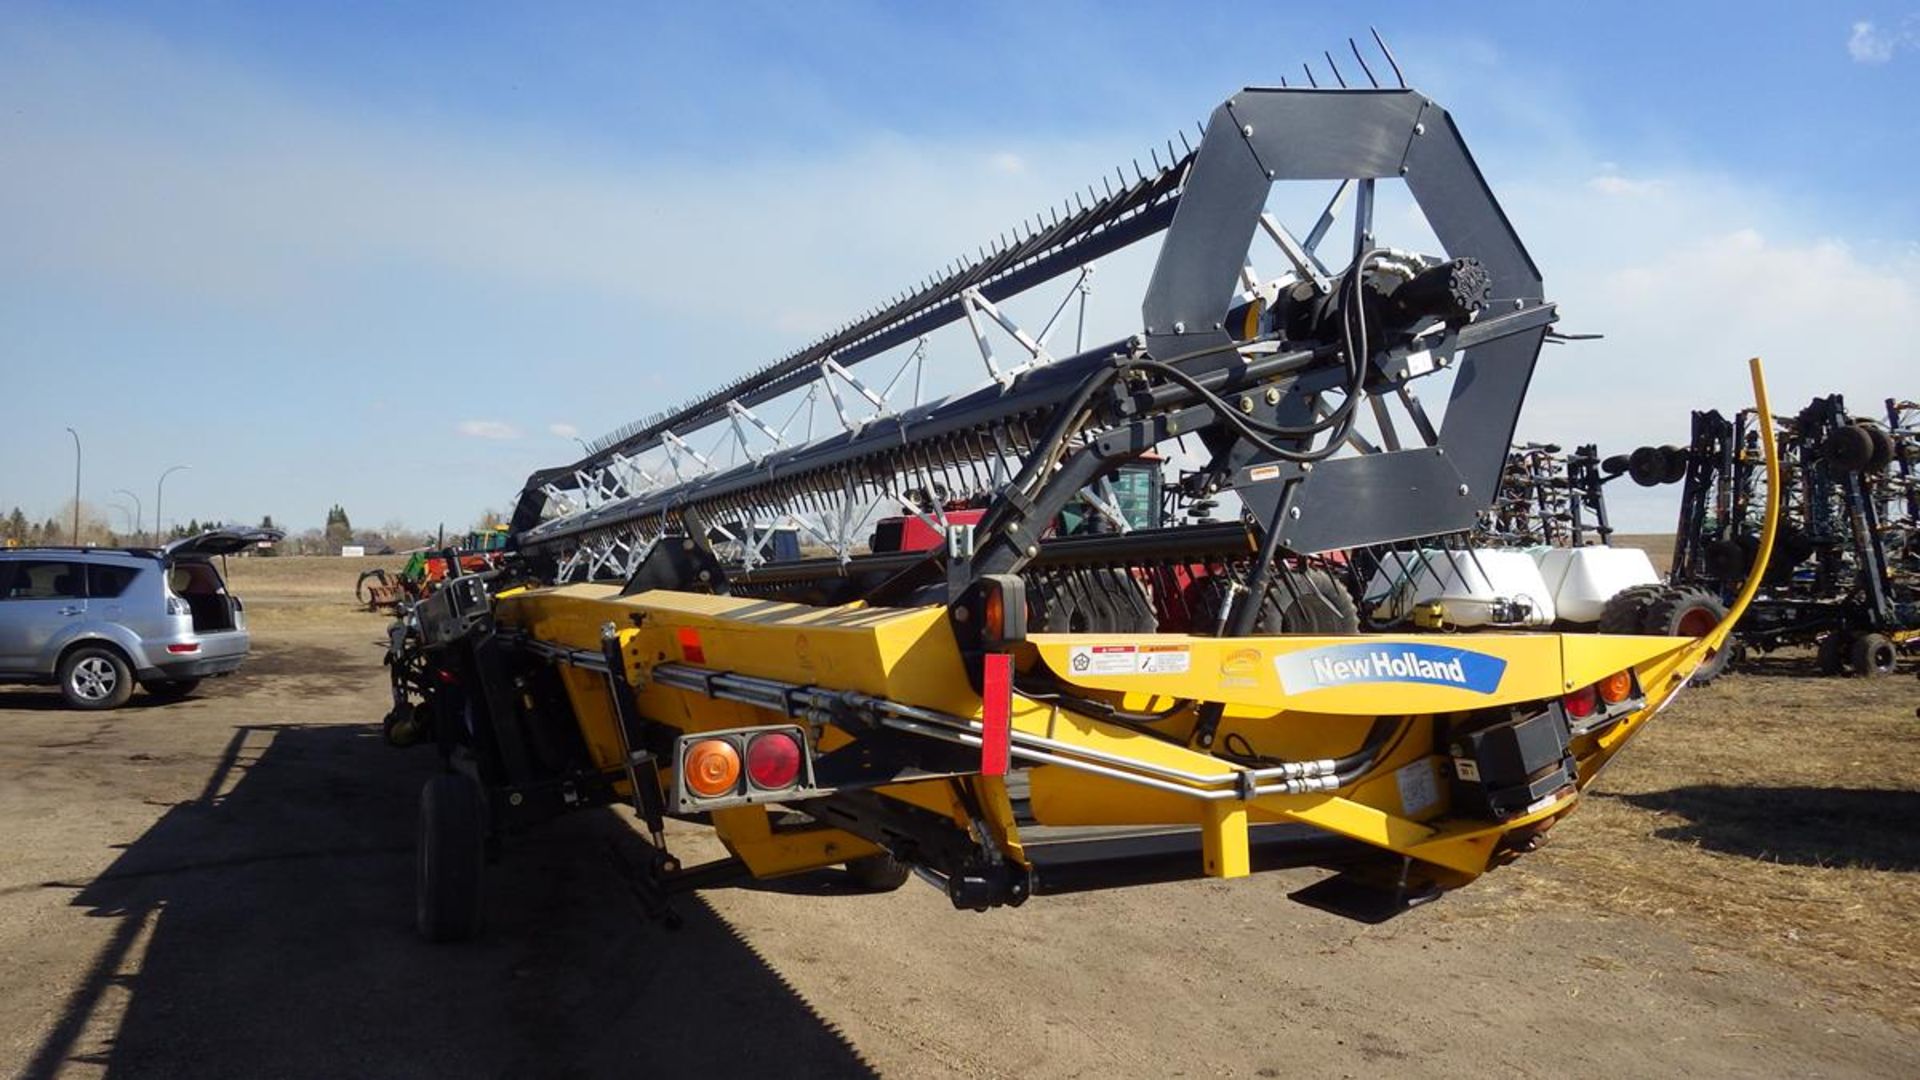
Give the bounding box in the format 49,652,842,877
166,643,200,654
745,731,802,789
1561,685,1597,719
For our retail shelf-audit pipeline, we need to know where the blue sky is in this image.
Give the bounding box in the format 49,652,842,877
2,1,1916,535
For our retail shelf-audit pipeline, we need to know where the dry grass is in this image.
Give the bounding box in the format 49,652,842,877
222,554,407,599
1611,532,1676,574
1508,657,1920,1027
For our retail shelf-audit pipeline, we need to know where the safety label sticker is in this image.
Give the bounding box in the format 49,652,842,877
1067,643,1191,676
1396,758,1440,817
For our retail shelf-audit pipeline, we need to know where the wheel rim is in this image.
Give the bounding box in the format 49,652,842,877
70,657,118,701
1677,608,1719,639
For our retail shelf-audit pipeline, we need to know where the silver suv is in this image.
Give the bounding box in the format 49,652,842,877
0,527,281,709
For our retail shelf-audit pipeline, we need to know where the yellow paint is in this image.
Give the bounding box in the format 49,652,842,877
481,372,1776,896
1201,801,1249,878
707,805,882,877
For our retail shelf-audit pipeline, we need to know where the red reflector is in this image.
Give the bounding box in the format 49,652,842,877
166,643,200,654
980,653,1012,777
745,731,802,789
1562,685,1597,719
677,627,705,664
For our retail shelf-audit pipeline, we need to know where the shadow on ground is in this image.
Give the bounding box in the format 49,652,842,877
21,723,874,1079
0,690,177,713
1609,784,1920,872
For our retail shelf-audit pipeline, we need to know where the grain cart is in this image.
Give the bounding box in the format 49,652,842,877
383,60,1777,941
1628,394,1916,675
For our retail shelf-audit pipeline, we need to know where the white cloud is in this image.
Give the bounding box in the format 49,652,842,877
989,151,1027,175
1848,17,1919,62
548,422,579,439
1498,169,1920,529
1586,174,1663,197
457,420,521,440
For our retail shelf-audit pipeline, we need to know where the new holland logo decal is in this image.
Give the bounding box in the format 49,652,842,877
1274,642,1506,695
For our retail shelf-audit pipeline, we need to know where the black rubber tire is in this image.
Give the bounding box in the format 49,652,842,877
1640,587,1732,685
1657,445,1689,484
1702,539,1749,582
1825,425,1876,472
1627,446,1669,487
143,677,202,701
1850,632,1897,678
1816,633,1849,676
57,645,135,711
416,772,487,942
1765,529,1813,586
845,853,912,892
1265,568,1360,635
1597,584,1665,635
1864,425,1896,472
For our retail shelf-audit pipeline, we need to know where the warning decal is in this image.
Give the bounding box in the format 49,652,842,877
1066,643,1191,676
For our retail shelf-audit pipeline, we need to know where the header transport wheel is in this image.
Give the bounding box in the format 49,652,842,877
417,772,487,942
845,854,912,892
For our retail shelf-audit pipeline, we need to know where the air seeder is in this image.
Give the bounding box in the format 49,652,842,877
384,52,1777,940
1626,393,1916,676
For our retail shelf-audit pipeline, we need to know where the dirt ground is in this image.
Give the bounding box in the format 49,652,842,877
3,556,1917,1078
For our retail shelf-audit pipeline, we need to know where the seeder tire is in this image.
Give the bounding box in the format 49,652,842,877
1657,445,1689,484
1864,425,1897,472
1825,425,1877,473
1851,632,1897,678
1816,633,1850,676
1640,587,1732,685
417,772,487,942
1597,584,1665,635
1627,446,1669,487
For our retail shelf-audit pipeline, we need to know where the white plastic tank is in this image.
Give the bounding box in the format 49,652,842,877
1533,546,1661,624
1366,549,1557,627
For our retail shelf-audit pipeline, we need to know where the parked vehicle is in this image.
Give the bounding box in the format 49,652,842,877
0,527,281,709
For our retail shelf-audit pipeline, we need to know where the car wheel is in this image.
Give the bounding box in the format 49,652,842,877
845,853,912,892
58,646,134,710
143,677,202,701
1850,632,1897,678
417,772,487,942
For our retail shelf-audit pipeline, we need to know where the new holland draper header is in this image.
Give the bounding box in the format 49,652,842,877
386,44,1776,940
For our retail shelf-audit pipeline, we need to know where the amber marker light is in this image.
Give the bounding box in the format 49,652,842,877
684,739,742,798
1597,670,1634,705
